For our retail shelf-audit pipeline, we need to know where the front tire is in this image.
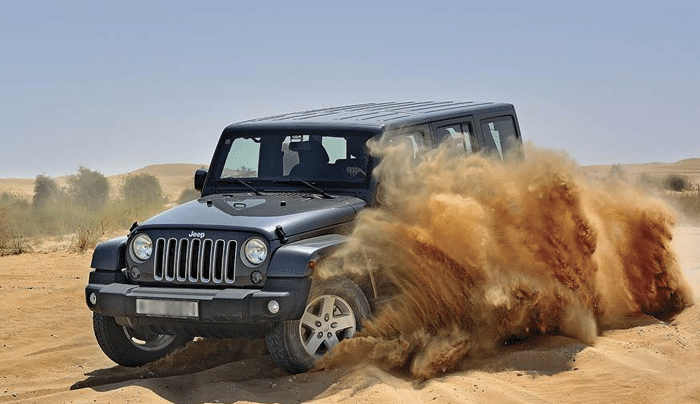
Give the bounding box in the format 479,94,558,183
265,276,371,374
93,313,191,367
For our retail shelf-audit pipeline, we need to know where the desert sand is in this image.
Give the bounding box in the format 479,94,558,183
1,159,699,404
0,228,697,404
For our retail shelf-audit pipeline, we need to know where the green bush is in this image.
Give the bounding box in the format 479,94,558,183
120,173,166,207
33,174,61,210
68,166,110,212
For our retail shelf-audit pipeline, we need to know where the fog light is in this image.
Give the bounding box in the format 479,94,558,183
129,266,141,280
268,300,280,314
89,292,97,305
251,270,263,284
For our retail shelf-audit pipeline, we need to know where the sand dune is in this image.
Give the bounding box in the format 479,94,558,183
582,158,700,185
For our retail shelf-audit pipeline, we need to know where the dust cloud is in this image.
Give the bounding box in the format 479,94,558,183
317,141,694,380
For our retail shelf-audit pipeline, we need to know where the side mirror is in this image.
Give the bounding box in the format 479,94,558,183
194,169,208,192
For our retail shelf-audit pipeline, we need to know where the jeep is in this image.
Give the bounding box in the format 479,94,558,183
84,101,524,373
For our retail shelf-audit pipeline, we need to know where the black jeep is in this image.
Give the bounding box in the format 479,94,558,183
84,101,524,373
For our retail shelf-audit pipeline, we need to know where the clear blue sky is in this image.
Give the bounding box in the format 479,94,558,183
1,1,698,178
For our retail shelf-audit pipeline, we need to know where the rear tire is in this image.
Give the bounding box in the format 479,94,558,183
265,276,371,374
93,313,191,367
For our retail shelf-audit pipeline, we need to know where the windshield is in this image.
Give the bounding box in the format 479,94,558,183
215,132,373,187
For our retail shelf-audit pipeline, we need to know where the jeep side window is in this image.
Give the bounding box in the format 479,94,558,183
480,116,518,160
436,123,475,153
384,126,431,158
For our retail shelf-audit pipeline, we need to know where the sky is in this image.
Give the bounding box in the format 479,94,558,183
1,1,698,178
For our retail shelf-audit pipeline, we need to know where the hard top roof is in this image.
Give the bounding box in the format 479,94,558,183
227,101,514,132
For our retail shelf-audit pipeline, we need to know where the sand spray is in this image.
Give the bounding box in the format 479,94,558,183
315,140,693,379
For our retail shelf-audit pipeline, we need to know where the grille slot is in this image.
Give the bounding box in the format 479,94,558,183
153,237,237,284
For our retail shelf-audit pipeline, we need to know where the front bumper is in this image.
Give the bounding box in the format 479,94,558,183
85,272,311,326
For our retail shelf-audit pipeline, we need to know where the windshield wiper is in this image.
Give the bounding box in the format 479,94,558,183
215,178,263,195
273,179,333,199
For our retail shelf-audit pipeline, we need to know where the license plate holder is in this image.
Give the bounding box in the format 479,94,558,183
136,299,199,319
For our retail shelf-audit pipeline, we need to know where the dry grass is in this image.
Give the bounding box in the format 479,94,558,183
663,189,700,221
638,173,700,221
69,218,111,253
0,191,168,255
0,229,33,256
0,164,204,256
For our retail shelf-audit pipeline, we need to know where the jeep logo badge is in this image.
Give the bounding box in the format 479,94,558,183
189,231,206,238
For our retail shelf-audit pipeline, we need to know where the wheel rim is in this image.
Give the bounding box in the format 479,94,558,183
122,327,177,352
298,294,357,358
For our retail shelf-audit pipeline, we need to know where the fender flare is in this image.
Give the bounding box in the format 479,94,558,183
267,234,347,278
90,236,128,270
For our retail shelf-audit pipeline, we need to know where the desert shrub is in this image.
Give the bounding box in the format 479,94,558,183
0,210,33,256
176,188,201,205
3,167,186,253
235,166,257,177
663,189,700,221
608,163,625,180
0,231,33,256
0,232,7,255
0,192,29,209
664,174,690,192
120,173,166,207
68,166,110,211
32,175,73,235
0,192,41,237
33,175,61,209
0,211,10,255
636,172,699,220
101,202,160,230
70,218,111,253
638,172,657,190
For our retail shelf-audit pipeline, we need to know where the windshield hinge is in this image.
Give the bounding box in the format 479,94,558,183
275,225,288,244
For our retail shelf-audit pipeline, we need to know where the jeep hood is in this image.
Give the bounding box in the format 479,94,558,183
136,193,366,240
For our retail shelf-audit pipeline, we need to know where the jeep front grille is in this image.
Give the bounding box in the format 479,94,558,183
153,238,237,284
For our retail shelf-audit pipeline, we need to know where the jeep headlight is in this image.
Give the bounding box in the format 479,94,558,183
131,234,153,261
243,237,267,265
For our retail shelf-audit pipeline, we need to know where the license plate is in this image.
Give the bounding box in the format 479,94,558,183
136,299,199,319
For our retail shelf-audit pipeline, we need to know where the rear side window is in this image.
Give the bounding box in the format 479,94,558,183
480,116,519,159
436,123,475,153
384,126,431,158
